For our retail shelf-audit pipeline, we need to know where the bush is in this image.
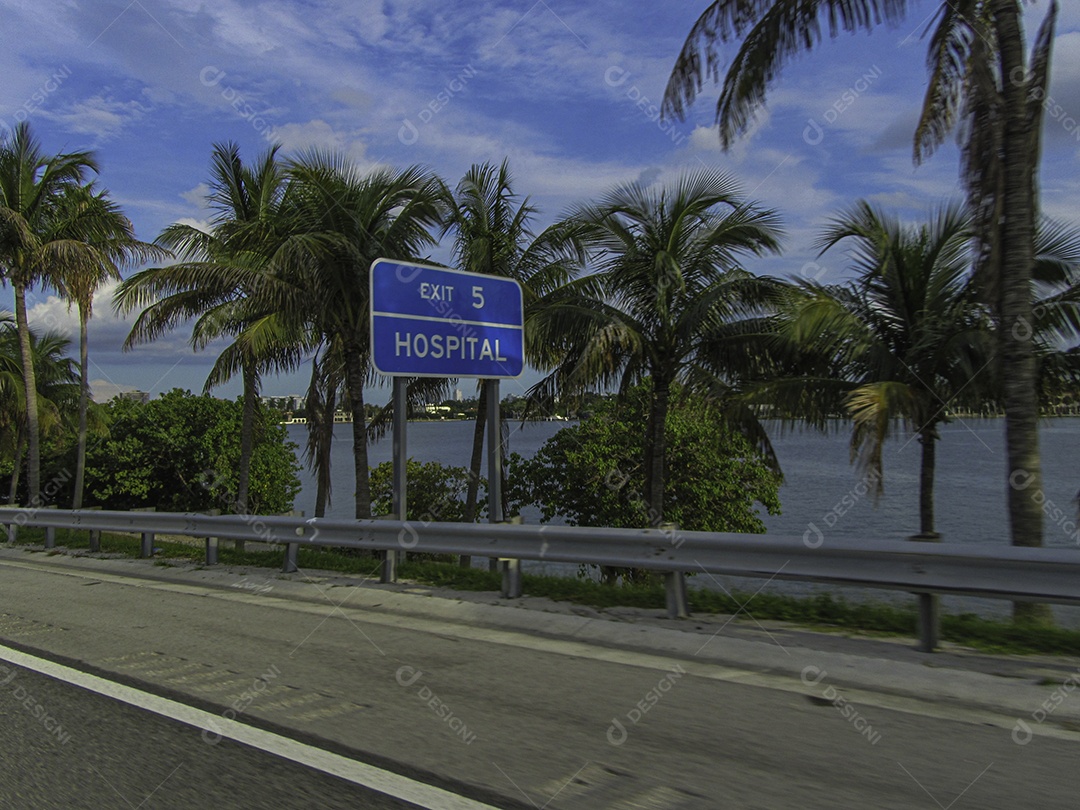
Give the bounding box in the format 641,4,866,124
509,386,781,533
75,389,301,513
369,458,473,522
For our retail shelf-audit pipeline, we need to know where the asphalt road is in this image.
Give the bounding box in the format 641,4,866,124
0,661,434,809
2,548,1080,808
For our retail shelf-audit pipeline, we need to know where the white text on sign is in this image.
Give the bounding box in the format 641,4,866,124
394,333,509,361
419,283,454,302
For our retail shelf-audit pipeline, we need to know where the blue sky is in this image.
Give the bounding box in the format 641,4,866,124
3,0,1079,403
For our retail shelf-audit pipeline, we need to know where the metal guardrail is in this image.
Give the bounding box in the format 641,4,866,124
4,507,1080,651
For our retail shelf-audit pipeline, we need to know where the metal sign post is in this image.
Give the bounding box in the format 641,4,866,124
384,376,407,583
486,379,503,572
369,258,524,583
485,379,503,526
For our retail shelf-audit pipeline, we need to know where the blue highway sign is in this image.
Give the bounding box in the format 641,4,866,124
370,259,524,378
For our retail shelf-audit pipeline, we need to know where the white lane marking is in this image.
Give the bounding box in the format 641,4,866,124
0,644,500,810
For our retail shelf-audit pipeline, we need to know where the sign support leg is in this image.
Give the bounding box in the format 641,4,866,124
384,377,407,584
487,379,503,572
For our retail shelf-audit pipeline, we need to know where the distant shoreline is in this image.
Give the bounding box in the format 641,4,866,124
282,416,576,426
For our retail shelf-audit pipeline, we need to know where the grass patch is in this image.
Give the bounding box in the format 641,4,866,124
9,528,1080,656
396,561,1080,655
939,613,1080,656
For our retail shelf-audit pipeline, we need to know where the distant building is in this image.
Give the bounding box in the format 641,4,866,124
454,389,463,402
118,390,150,405
90,380,148,404
262,394,304,410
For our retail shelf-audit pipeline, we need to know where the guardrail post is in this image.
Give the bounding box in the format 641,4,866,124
280,510,303,574
917,592,939,652
203,509,220,566
497,516,524,595
910,532,942,652
501,558,523,599
660,523,689,619
43,504,57,549
282,541,299,573
376,514,398,584
380,549,397,583
132,506,156,558
665,572,690,619
3,519,14,544
85,506,102,552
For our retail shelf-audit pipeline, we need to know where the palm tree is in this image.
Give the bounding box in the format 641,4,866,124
1014,219,1080,420
441,160,584,522
663,0,1061,622
116,143,305,529
0,312,24,494
303,338,345,518
283,156,445,518
529,169,784,524
0,320,79,504
0,122,97,506
48,184,162,508
777,202,995,537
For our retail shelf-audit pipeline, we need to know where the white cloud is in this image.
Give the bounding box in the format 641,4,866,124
40,94,147,141
689,126,723,152
270,119,377,167
172,217,213,233
180,182,210,208
25,280,193,364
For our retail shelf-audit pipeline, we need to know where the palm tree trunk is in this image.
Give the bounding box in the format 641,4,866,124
644,379,671,527
314,386,336,518
234,355,258,551
342,338,372,519
8,432,26,504
237,357,257,512
13,283,40,507
72,307,90,509
995,0,1052,626
917,426,938,537
463,381,488,522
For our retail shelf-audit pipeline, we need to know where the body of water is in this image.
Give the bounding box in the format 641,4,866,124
286,417,1078,546
284,417,1080,622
